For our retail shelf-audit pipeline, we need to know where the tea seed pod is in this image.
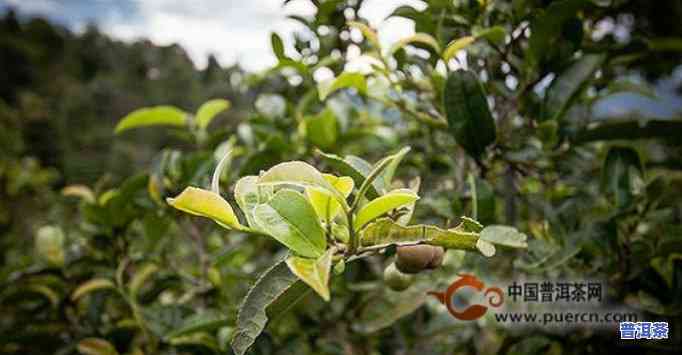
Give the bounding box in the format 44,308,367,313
384,262,414,291
395,244,444,274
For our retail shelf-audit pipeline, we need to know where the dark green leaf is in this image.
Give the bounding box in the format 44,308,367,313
543,54,605,121
231,259,303,355
601,146,644,210
444,70,496,158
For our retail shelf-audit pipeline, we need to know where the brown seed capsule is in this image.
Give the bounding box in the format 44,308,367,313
426,246,445,269
384,262,414,291
395,244,444,274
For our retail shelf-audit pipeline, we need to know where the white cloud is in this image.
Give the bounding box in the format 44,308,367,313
5,0,421,71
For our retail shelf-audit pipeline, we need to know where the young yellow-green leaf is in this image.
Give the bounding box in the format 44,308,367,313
114,106,187,134
305,108,338,149
253,189,326,258
196,99,230,129
479,225,528,249
71,278,116,301
234,176,274,228
347,21,381,51
167,187,242,230
354,189,419,231
35,225,65,267
318,72,367,101
442,36,475,62
306,174,354,222
77,338,119,355
388,33,441,56
474,26,506,44
317,151,384,199
129,263,159,298
62,184,95,203
258,161,347,208
285,249,333,301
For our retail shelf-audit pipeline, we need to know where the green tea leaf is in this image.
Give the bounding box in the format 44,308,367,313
71,278,116,301
354,189,419,231
318,72,367,101
115,106,187,134
475,26,506,44
77,338,119,355
129,263,159,298
442,36,475,62
389,33,441,56
271,32,286,60
479,225,528,249
305,108,338,149
527,0,589,66
231,258,302,355
543,54,605,121
165,312,230,339
253,189,326,258
196,99,230,129
396,177,420,226
601,146,644,210
444,70,496,158
285,248,333,301
167,187,243,230
360,219,480,253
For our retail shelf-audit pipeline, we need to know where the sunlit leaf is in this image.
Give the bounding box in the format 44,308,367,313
253,189,326,258
317,150,384,199
129,263,159,298
167,187,243,230
77,338,119,355
62,184,95,203
442,36,475,62
196,99,230,129
35,225,65,267
347,21,381,51
479,225,528,249
285,248,333,301
258,161,347,207
114,106,187,134
318,72,367,100
235,176,274,228
354,189,419,231
306,174,354,222
389,33,441,56
71,278,116,301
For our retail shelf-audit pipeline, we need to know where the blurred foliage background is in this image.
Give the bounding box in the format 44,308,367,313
1,0,682,354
